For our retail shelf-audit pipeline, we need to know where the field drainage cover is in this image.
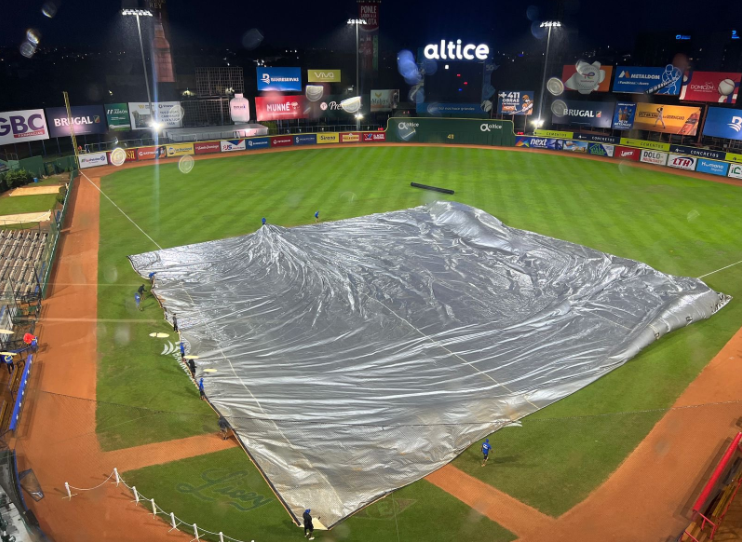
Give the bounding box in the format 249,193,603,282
129,201,729,526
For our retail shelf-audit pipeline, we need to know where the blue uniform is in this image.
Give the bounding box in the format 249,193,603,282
179,342,185,357
134,292,141,309
482,441,491,458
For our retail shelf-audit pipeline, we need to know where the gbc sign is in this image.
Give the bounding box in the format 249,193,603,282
0,109,49,145
423,40,489,61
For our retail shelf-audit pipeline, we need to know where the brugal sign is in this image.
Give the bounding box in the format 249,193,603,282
424,40,489,61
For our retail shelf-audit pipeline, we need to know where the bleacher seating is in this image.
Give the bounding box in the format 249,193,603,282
0,230,49,301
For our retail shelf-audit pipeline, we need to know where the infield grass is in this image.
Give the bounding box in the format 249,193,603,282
97,146,742,517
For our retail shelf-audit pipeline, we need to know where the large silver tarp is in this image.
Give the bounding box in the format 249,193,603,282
129,201,729,527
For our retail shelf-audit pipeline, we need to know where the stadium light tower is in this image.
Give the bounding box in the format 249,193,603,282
121,7,155,129
347,18,366,129
536,21,561,130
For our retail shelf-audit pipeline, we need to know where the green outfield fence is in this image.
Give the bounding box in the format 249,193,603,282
39,169,76,299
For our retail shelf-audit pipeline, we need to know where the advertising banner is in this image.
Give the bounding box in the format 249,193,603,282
165,143,194,157
136,146,167,160
358,1,380,71
255,96,308,122
293,134,317,146
573,133,619,144
370,90,400,112
245,137,270,150
619,138,670,151
78,152,108,169
46,106,107,138
308,70,341,83
340,132,362,143
639,149,668,166
587,143,615,157
229,95,250,123
385,117,514,146
317,133,340,145
633,104,701,135
497,91,535,115
257,67,302,91
560,140,589,153
668,145,726,160
561,63,613,94
551,100,614,128
612,65,683,95
128,102,183,129
194,141,221,155
363,132,386,142
515,136,562,150
105,103,131,131
667,153,697,171
535,129,573,139
416,103,488,118
614,146,641,161
270,136,294,148
728,163,742,179
680,71,740,104
726,152,742,163
219,140,246,152
0,109,49,145
612,103,636,130
702,107,742,140
107,148,137,163
696,158,729,177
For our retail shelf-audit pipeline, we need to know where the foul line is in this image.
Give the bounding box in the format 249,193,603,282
698,259,742,280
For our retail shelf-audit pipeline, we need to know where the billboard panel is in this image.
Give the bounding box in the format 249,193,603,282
551,100,614,128
165,143,194,157
416,103,488,118
612,103,636,131
370,90,400,112
107,148,137,164
729,163,742,179
680,71,741,104
340,132,362,143
619,138,670,151
573,133,619,144
46,106,107,138
639,149,668,166
105,103,131,131
614,146,641,161
633,104,701,135
561,63,613,94
257,68,302,91
358,1,380,71
292,134,316,146
220,140,246,152
587,143,615,157
0,109,49,145
136,146,167,160
612,65,682,95
270,136,293,148
128,102,183,129
668,145,725,161
667,153,697,171
702,107,742,140
363,132,386,142
515,136,562,150
696,158,729,177
561,140,589,153
78,152,108,169
317,133,340,144
255,96,308,121
245,137,270,150
308,70,341,83
497,91,535,115
194,141,221,155
534,129,572,138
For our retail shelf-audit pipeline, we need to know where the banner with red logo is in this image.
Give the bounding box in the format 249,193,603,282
136,146,167,160
363,132,386,142
194,141,221,155
667,153,697,171
358,1,380,71
255,96,308,122
680,72,741,104
561,63,613,94
107,148,137,163
340,132,362,143
614,146,640,161
270,136,294,147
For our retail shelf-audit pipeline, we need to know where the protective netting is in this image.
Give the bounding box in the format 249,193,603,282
129,201,730,527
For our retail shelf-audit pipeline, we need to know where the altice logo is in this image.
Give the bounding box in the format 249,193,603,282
424,40,489,61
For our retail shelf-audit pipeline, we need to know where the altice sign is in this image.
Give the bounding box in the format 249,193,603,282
423,40,489,61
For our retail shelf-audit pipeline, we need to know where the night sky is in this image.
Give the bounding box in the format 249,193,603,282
2,0,740,53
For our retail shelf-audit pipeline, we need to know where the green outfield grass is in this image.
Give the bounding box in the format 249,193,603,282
123,447,514,542
96,146,742,521
0,192,59,216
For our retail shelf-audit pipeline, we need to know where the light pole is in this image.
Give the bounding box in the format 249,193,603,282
347,18,366,130
536,21,561,130
122,8,155,129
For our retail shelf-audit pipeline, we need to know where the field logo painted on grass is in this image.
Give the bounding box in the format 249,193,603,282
175,469,273,512
354,498,416,520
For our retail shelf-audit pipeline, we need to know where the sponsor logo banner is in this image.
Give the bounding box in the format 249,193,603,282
270,136,293,147
255,96,308,122
615,146,640,161
370,90,400,112
0,109,49,145
293,134,317,146
220,140,246,152
416,103,487,118
317,133,340,144
667,153,697,171
78,152,108,169
728,163,742,179
515,136,562,150
105,103,131,131
46,106,107,138
696,158,729,177
165,143,194,157
340,132,362,143
613,65,682,95
702,107,742,140
573,133,619,144
136,146,167,160
128,102,183,129
257,67,302,91
619,138,670,151
194,141,221,155
561,63,613,94
245,137,270,150
308,70,341,83
588,143,615,157
612,103,636,131
561,140,589,153
497,91,535,115
668,145,725,161
107,148,137,163
534,129,573,139
363,132,386,142
552,100,614,128
726,152,742,163
639,149,668,166
634,103,701,135
680,72,741,104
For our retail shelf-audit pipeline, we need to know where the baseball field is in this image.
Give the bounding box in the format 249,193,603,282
80,145,742,541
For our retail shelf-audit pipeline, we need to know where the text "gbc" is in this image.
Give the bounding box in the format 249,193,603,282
0,114,45,137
